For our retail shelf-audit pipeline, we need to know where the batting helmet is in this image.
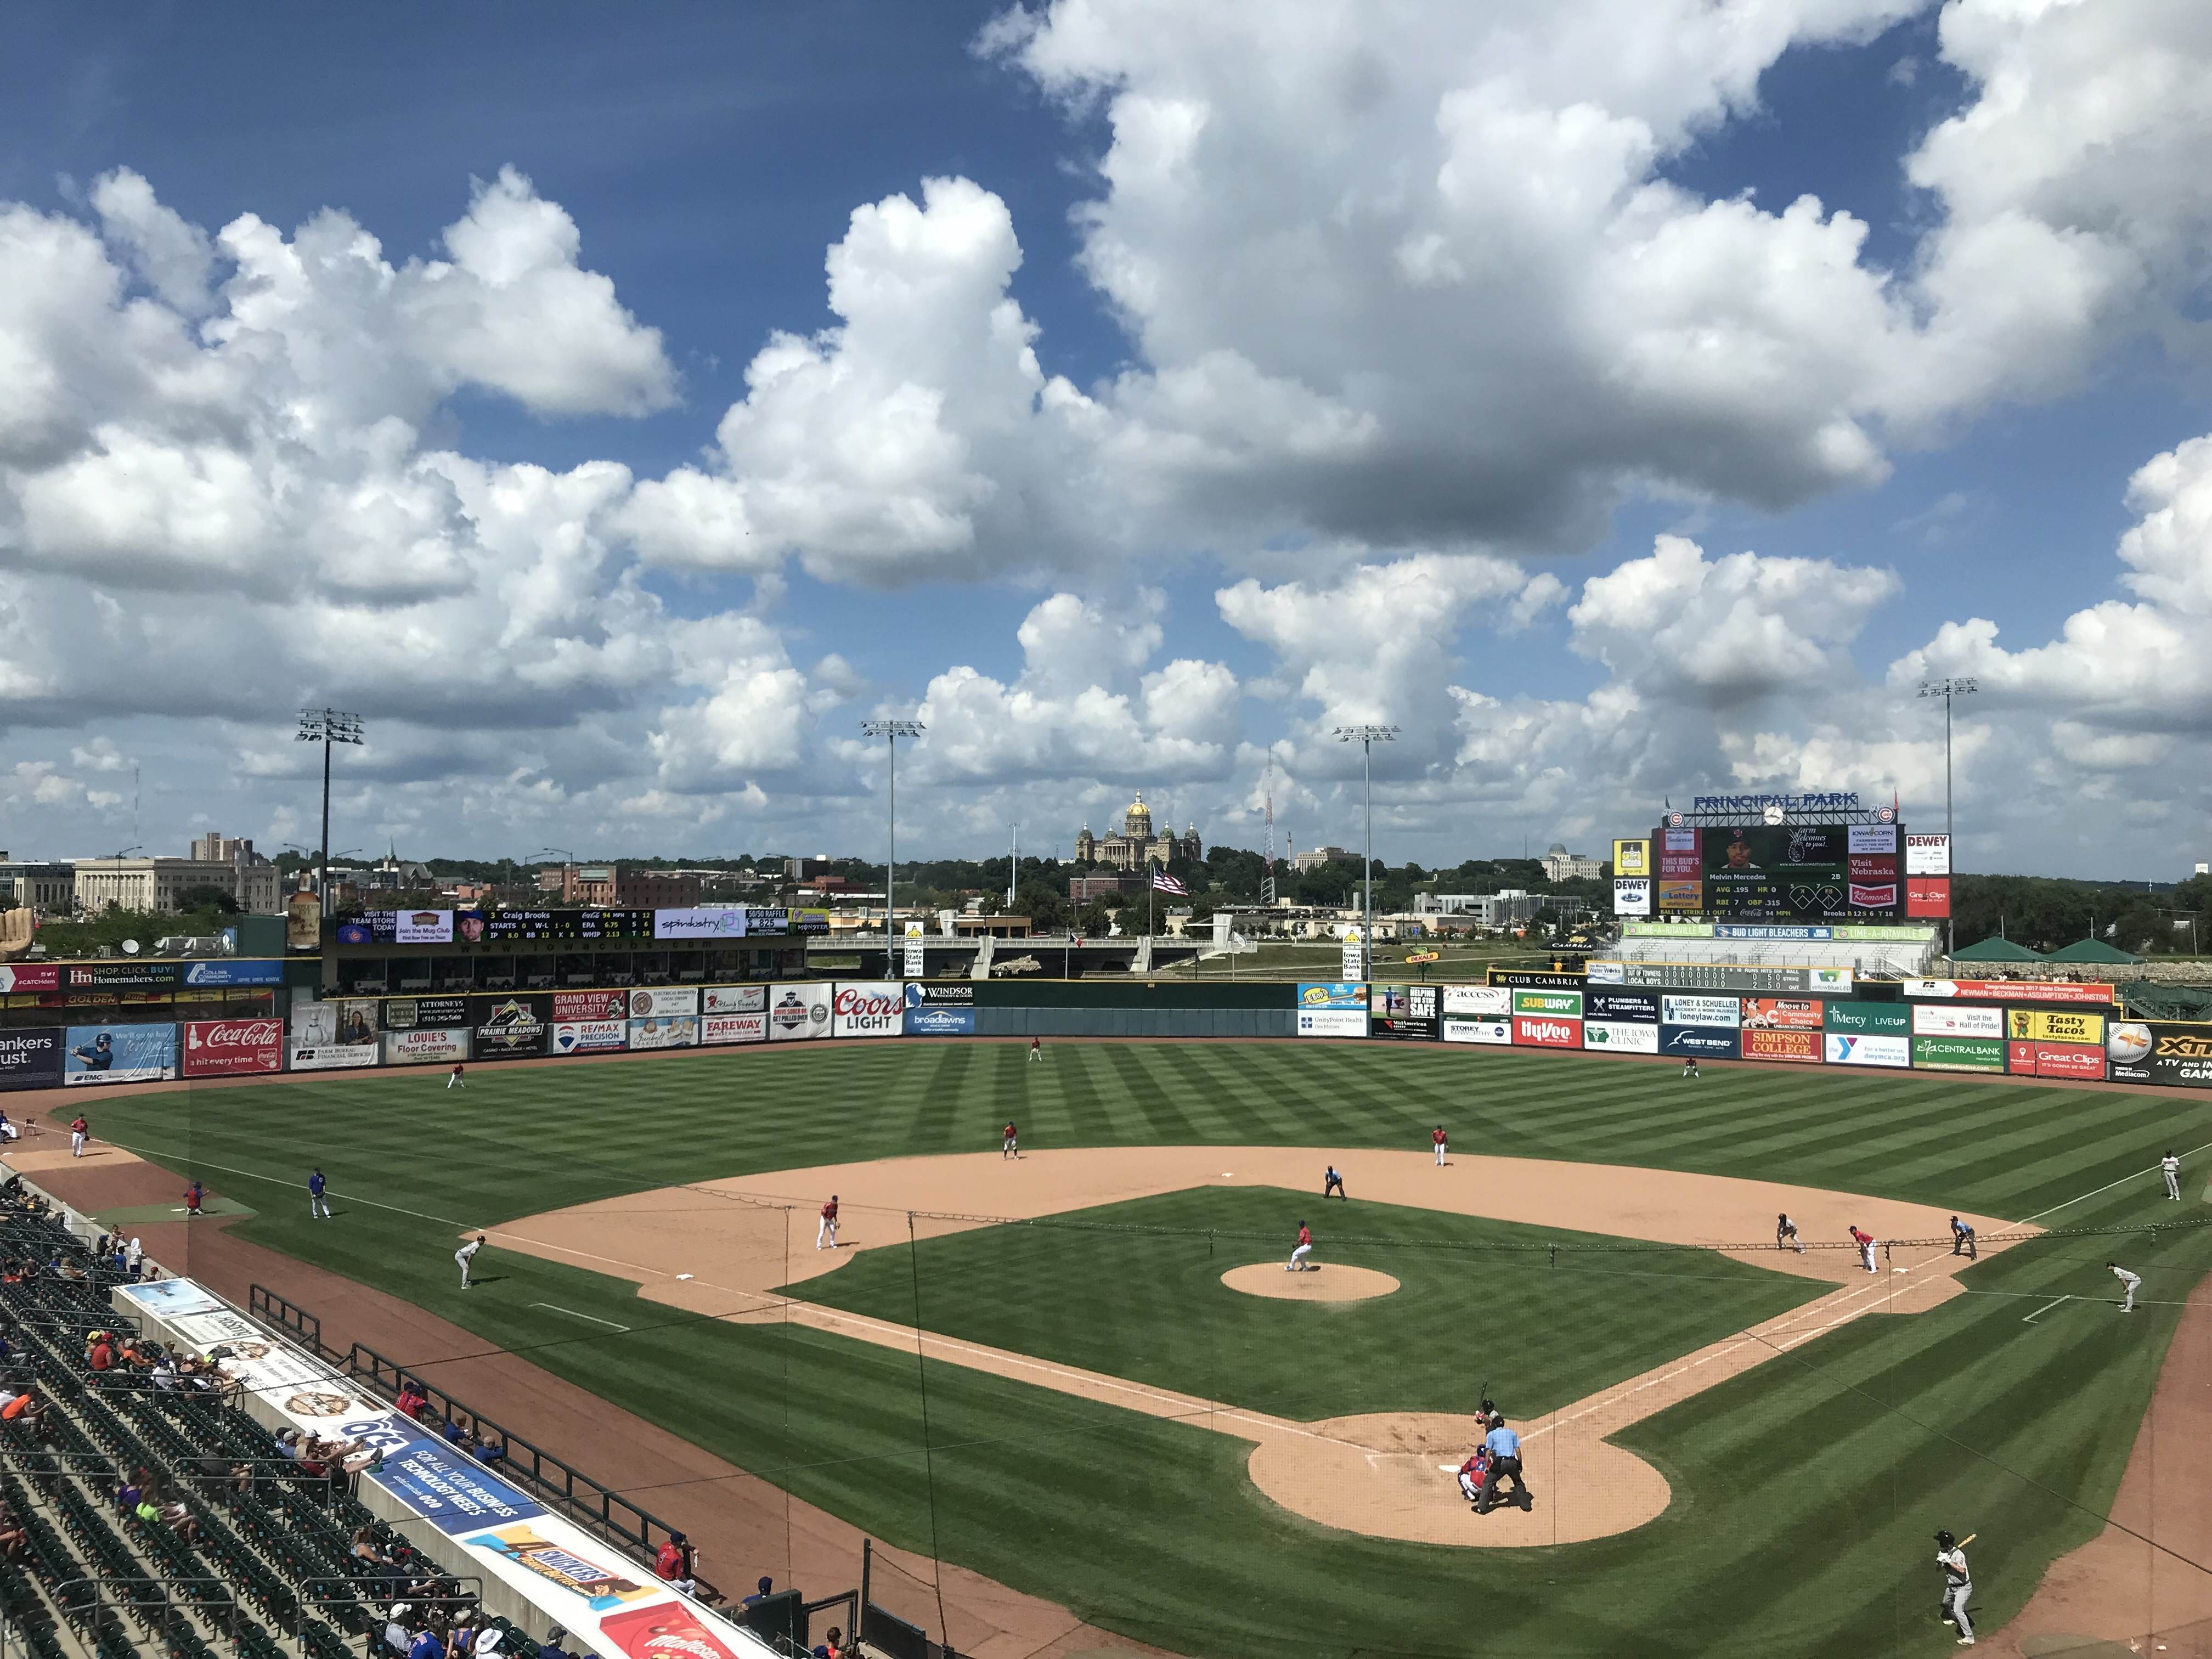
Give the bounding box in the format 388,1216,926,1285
1933,1530,1956,1550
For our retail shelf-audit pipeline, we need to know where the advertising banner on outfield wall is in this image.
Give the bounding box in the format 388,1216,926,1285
1658,879,1705,913
1297,1008,1368,1037
64,1023,177,1085
1661,994,1741,1029
1912,1036,2006,1073
1741,1028,1821,1063
182,1019,282,1077
1825,1002,1909,1036
1513,1014,1581,1049
180,960,285,988
1905,979,2115,1006
1442,1017,1512,1045
703,984,768,1014
287,1042,381,1071
769,983,832,1041
2007,1009,2106,1046
1513,989,1583,1018
0,965,61,992
1612,839,1651,878
288,1000,374,1047
1612,878,1652,917
2008,1040,2104,1080
1370,984,1439,1040
1905,834,1952,876
394,909,454,945
1906,877,1952,918
65,962,182,990
1825,1032,1910,1068
383,1028,468,1065
550,990,627,1024
2107,1022,2212,1087
628,987,699,1019
1489,971,1585,991
552,1020,626,1054
1658,828,1701,878
1298,982,1370,1011
831,982,905,1037
1442,985,1511,1017
1660,1024,1739,1059
1583,1019,1659,1055
1585,989,1660,1023
700,1013,768,1046
626,1016,698,1051
471,997,550,1060
652,907,748,940
905,1006,975,1036
1913,1004,2004,1038
383,997,470,1031
1742,998,1822,1031
0,1029,63,1091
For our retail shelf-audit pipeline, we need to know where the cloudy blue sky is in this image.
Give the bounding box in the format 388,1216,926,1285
2,1,2209,879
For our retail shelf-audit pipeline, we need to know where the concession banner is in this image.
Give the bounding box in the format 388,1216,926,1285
1441,1018,1512,1045
1661,994,1741,1029
628,987,699,1019
1661,1024,1740,1059
551,990,627,1023
0,1029,63,1092
1513,989,1584,1018
2107,1022,2212,1087
1741,998,1822,1031
768,982,832,1041
625,1017,698,1051
471,996,551,1060
1296,1008,1368,1037
1905,979,2115,1006
383,1028,469,1065
1741,1028,1821,1064
182,1018,282,1077
1824,1032,1910,1068
552,1020,626,1055
1825,1002,1909,1036
1582,1019,1659,1055
1513,1014,1582,1049
1658,828,1701,879
64,1023,177,1085
1913,1004,2004,1038
702,984,768,1014
2007,1040,2104,1080
1585,989,1661,1023
830,981,905,1038
2006,1009,2106,1047
1441,985,1511,1017
1912,1036,2006,1073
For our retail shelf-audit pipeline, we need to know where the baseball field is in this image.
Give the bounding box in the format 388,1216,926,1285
58,1039,2212,1657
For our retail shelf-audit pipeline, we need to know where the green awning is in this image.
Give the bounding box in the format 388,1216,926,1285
1946,935,2046,962
2045,937,2141,964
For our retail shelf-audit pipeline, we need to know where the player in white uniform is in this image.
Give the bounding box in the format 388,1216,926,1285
1933,1529,1973,1645
816,1195,839,1250
456,1234,484,1289
2108,1261,2141,1311
2162,1150,2182,1201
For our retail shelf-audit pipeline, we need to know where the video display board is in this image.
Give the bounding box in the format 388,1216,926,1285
1651,822,1904,922
481,910,657,942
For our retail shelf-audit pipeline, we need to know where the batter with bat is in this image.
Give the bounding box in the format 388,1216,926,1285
1933,1529,1974,1645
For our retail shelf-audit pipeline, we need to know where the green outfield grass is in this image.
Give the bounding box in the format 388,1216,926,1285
75,1042,2212,1657
794,1184,1828,1420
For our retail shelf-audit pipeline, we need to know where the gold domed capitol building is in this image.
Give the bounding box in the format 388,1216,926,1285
1076,792,1201,871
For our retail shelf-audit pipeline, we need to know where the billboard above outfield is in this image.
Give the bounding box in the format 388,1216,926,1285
1621,923,1929,941
1589,961,1852,995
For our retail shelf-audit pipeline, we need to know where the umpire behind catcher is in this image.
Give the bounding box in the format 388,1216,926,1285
1474,1414,1532,1514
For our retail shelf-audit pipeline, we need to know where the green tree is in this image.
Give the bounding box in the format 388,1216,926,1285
174,884,240,915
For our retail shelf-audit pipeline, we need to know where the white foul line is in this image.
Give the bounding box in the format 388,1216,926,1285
2015,1138,2212,1226
2021,1295,2070,1324
528,1303,631,1331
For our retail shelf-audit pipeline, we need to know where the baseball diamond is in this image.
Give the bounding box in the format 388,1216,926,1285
43,1037,2212,1658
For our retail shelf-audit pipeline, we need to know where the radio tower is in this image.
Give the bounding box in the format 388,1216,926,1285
1261,752,1278,905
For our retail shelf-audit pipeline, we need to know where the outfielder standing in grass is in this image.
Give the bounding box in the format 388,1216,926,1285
2163,1149,2182,1201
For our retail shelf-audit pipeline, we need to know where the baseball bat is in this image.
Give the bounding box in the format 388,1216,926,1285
1959,1533,1976,1548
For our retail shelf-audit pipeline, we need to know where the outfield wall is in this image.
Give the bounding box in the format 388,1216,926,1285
6,971,2208,1094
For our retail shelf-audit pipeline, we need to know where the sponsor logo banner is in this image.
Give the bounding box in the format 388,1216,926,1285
1612,878,1652,917
0,1028,63,1092
905,983,975,1005
551,1020,625,1055
1441,1017,1512,1046
1441,985,1510,1017
1824,1002,1909,1035
1741,1028,1821,1064
1298,981,1369,1010
1660,994,1741,1029
652,907,748,940
1742,998,1822,1031
64,962,181,989
370,1437,544,1534
287,1043,381,1071
2007,1040,2105,1080
789,907,832,935
1584,960,1626,984
1657,879,1705,912
745,906,790,933
383,1028,469,1065
1905,833,1952,876
702,984,767,1014
1847,855,1899,882
1658,828,1702,879
180,960,284,988
1513,1014,1581,1049
831,981,905,1038
1629,923,1926,942
2006,1009,2106,1046
550,990,627,1023
1595,963,1850,995
906,1006,975,1036
1848,882,1899,909
1905,876,1952,918
1372,986,1439,1040
1612,839,1651,878
1847,825,1898,854
1585,989,1660,1022
0,964,62,992
64,1022,177,1085
1912,1035,2006,1073
1824,1032,1911,1068
628,987,699,1019
394,910,454,945
382,997,470,1031
472,996,550,1059
1583,1019,1659,1054
164,1306,391,1432
625,1016,698,1051
1488,971,1586,990
1914,1004,2004,1037
1513,989,1584,1017
115,1278,226,1317
769,983,832,1041
1661,1024,1740,1058
183,1019,282,1077
1297,1008,1368,1038
1904,979,2115,1006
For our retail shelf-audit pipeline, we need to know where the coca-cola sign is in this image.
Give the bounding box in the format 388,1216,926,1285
830,981,905,1039
183,1019,284,1077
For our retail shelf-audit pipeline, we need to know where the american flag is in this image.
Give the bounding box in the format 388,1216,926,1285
1151,870,1189,896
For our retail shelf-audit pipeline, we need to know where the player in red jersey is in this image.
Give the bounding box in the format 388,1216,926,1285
816,1195,839,1251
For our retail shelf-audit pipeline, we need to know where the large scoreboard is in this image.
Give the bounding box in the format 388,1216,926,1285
1652,822,1904,922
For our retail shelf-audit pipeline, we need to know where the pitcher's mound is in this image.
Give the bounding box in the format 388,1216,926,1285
1222,1262,1399,1301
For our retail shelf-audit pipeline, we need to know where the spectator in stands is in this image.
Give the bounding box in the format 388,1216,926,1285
472,1433,505,1466
87,1330,117,1374
126,1237,144,1277
383,1606,414,1657
441,1418,469,1446
353,1526,397,1579
655,1533,699,1596
0,1500,25,1560
116,1474,145,1512
534,1627,573,1659
741,1576,775,1607
395,1379,428,1419
155,1489,201,1544
812,1627,849,1659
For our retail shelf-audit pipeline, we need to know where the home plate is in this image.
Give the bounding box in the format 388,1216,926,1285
1436,1463,1458,1472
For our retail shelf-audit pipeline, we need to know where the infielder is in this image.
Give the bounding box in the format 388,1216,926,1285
816,1195,839,1250
1002,1121,1019,1159
71,1115,89,1158
456,1234,485,1289
1286,1220,1312,1272
1431,1125,1448,1166
1775,1213,1803,1254
1933,1528,1973,1645
2109,1261,2141,1312
1850,1226,1877,1274
1323,1165,1347,1201
2163,1149,2182,1201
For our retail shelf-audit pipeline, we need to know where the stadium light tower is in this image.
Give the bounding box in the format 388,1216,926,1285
296,708,364,915
861,719,924,951
1334,724,1399,976
1917,678,1978,957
